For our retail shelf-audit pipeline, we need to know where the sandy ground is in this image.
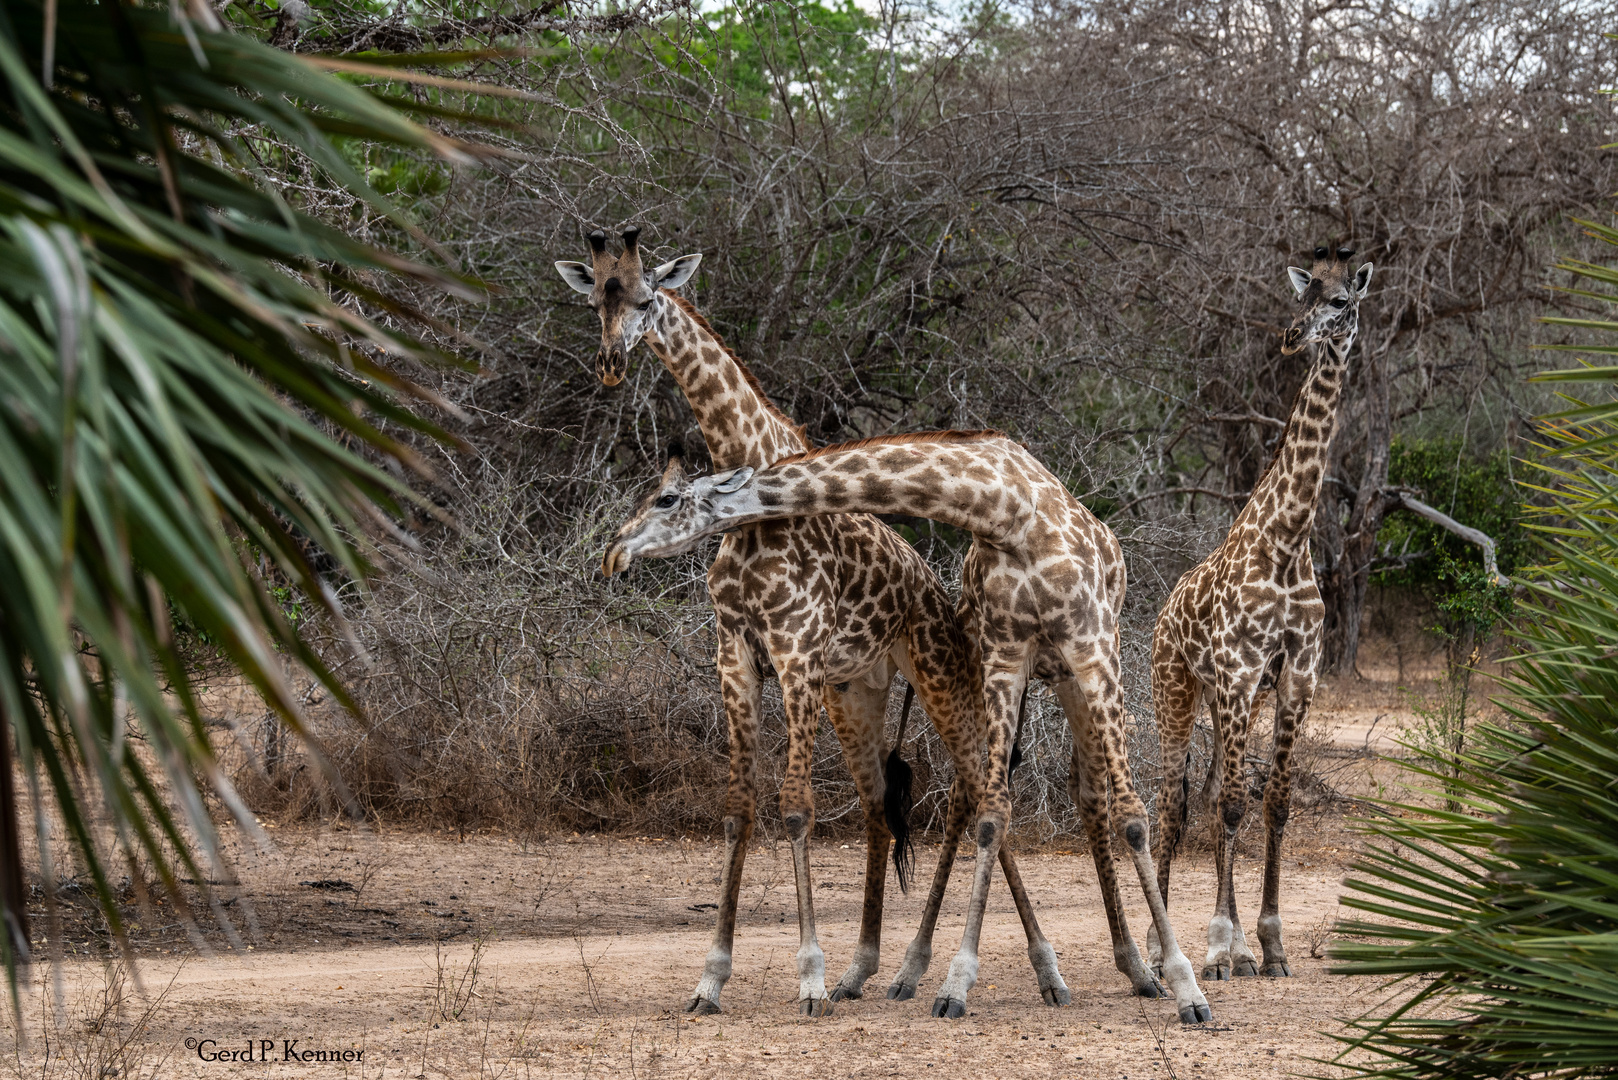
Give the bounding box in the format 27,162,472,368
5,822,1392,1080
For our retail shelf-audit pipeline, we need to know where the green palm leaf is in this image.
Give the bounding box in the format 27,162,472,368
1325,217,1618,1078
0,0,496,1007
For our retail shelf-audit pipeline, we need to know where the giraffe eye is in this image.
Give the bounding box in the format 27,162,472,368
1330,298,1348,309
638,299,654,311
655,494,679,510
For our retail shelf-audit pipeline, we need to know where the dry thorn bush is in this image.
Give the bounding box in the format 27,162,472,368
222,0,1615,842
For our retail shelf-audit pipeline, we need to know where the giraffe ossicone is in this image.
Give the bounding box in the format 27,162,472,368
1149,245,1373,985
605,430,1215,1025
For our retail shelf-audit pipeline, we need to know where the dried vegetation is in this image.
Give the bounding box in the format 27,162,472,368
231,0,1615,840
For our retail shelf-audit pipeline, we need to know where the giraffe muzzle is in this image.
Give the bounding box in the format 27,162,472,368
1280,326,1304,355
597,347,627,386
601,541,632,576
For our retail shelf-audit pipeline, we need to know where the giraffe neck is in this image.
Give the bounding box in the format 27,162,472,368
705,433,1037,547
645,293,807,470
1238,330,1356,557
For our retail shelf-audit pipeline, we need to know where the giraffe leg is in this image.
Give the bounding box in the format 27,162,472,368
930,668,1021,1020
777,661,832,1017
1146,639,1200,978
822,673,895,1003
887,775,968,1000
1052,679,1160,998
687,628,760,1016
1257,658,1314,978
998,842,1071,1006
1205,682,1263,981
1070,651,1211,1024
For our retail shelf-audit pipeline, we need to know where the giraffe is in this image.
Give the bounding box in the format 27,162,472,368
1147,247,1373,983
554,229,1070,1016
601,431,1216,1024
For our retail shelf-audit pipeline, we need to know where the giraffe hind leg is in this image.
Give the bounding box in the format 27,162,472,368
887,775,969,1000
1146,642,1199,979
823,675,895,1003
1257,660,1313,978
1054,680,1160,998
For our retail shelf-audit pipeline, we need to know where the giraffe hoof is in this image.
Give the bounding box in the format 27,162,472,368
800,996,832,1018
931,997,967,1020
1203,962,1231,981
685,996,721,1016
1042,987,1071,1007
828,985,860,1002
1261,962,1293,978
886,982,917,1001
1133,978,1164,999
1232,958,1260,978
1178,1003,1214,1025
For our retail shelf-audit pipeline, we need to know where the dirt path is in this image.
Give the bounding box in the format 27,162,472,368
6,831,1384,1079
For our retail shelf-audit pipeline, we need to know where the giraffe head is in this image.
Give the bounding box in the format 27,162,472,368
600,449,753,575
554,228,702,385
1282,246,1373,355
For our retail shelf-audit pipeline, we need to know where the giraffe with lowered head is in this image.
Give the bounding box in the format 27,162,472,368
602,430,1216,1024
1147,246,1373,983
555,229,1070,1016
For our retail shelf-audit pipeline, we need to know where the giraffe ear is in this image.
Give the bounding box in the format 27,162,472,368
554,261,595,295
1286,266,1311,297
651,253,702,291
1353,262,1374,298
710,466,753,494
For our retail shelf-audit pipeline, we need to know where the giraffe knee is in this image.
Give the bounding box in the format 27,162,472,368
1221,801,1245,830
783,814,810,841
975,818,999,848
1124,821,1148,852
1265,798,1291,829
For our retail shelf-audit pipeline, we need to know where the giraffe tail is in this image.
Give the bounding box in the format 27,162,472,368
1007,685,1029,780
884,683,917,895
1171,748,1192,858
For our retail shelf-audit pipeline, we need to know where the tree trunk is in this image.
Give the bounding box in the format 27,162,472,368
1319,339,1394,675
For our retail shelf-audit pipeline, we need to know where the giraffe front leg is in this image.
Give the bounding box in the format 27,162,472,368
887,775,967,1000
778,663,831,1017
688,629,761,1015
998,843,1071,1006
1256,661,1313,978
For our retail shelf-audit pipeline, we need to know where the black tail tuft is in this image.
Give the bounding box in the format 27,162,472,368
884,749,916,895
1171,749,1191,859
1006,684,1030,782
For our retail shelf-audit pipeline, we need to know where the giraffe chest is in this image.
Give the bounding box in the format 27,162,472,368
1167,546,1323,686
705,514,919,680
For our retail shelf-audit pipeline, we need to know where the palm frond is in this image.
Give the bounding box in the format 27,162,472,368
0,0,494,1007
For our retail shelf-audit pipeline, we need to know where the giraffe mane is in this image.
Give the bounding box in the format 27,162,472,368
664,292,809,448
775,429,1005,466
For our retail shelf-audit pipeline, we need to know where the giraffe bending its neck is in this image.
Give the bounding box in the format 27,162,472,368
604,432,1216,1025
558,232,1070,1017
1147,247,1373,984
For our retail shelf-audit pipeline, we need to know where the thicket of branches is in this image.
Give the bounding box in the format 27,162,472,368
235,0,1616,838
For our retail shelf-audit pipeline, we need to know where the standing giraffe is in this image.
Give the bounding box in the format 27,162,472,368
1148,247,1373,982
555,229,1070,1015
602,431,1216,1024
